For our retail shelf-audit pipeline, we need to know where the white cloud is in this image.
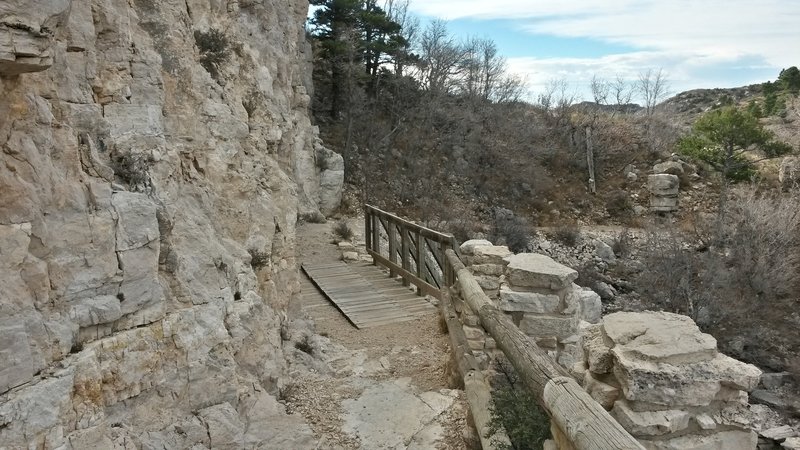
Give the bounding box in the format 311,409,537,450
409,0,799,98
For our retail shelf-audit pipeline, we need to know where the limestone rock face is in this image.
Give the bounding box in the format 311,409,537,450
0,0,325,447
0,0,70,75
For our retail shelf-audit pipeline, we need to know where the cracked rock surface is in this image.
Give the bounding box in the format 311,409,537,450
0,0,339,447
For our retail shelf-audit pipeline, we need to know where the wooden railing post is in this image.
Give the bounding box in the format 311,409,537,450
388,220,397,278
364,207,372,252
400,229,410,286
371,213,380,265
415,231,424,296
362,205,454,300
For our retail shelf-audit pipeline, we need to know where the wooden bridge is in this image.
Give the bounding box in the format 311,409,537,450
301,204,643,450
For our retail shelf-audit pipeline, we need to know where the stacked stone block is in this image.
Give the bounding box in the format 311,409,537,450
648,174,680,212
458,240,602,369
575,311,762,450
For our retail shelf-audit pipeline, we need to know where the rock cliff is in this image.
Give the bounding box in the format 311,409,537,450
0,0,340,447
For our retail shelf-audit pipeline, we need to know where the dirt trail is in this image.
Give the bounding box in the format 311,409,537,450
284,219,471,449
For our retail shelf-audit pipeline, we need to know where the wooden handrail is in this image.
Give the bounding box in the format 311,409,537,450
364,204,457,299
362,204,641,448
444,249,644,450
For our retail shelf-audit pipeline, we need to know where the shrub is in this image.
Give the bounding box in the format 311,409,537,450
605,190,632,218
111,152,153,188
248,248,270,270
549,224,580,247
611,228,633,259
487,359,550,450
332,220,354,243
491,216,530,253
299,211,327,224
194,29,229,78
635,191,800,373
634,230,713,320
448,218,479,245
720,190,800,300
294,338,313,355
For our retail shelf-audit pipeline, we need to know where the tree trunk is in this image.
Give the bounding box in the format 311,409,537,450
586,126,596,194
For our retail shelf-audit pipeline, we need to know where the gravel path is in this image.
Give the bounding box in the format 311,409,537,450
285,219,472,449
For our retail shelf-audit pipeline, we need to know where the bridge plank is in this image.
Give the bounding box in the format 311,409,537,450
302,262,435,329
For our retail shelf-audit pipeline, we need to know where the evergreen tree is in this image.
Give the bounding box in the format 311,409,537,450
678,106,792,181
778,66,800,95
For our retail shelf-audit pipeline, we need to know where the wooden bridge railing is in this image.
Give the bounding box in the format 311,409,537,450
364,204,457,299
363,205,642,449
442,249,643,450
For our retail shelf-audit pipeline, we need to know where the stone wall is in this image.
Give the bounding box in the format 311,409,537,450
0,0,336,447
458,240,602,370
457,240,763,449
576,312,762,449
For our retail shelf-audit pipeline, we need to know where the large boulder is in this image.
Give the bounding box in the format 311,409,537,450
603,312,718,365
653,161,684,176
648,174,679,196
604,312,761,406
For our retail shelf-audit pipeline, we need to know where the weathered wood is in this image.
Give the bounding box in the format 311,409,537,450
368,250,442,299
415,231,425,296
388,221,398,278
365,211,372,251
401,229,410,287
444,250,643,450
371,214,380,262
366,205,454,244
586,126,596,195
440,290,481,377
440,290,510,450
302,262,435,328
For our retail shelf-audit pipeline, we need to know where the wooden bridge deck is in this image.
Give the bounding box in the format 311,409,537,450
301,261,436,328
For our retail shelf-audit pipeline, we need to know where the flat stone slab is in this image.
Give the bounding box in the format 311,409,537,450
612,351,762,407
499,286,560,314
761,425,797,441
519,314,576,339
639,429,757,450
471,245,513,265
342,378,456,449
459,239,493,255
611,400,690,436
503,253,577,290
603,312,717,365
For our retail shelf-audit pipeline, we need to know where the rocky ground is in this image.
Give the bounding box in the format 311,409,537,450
282,220,473,449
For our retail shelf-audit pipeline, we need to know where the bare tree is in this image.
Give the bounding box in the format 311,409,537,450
637,68,670,117
416,20,465,94
491,73,527,104
610,75,634,117
589,74,610,107
537,78,576,124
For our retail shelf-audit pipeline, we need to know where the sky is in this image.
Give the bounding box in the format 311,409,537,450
405,0,800,102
